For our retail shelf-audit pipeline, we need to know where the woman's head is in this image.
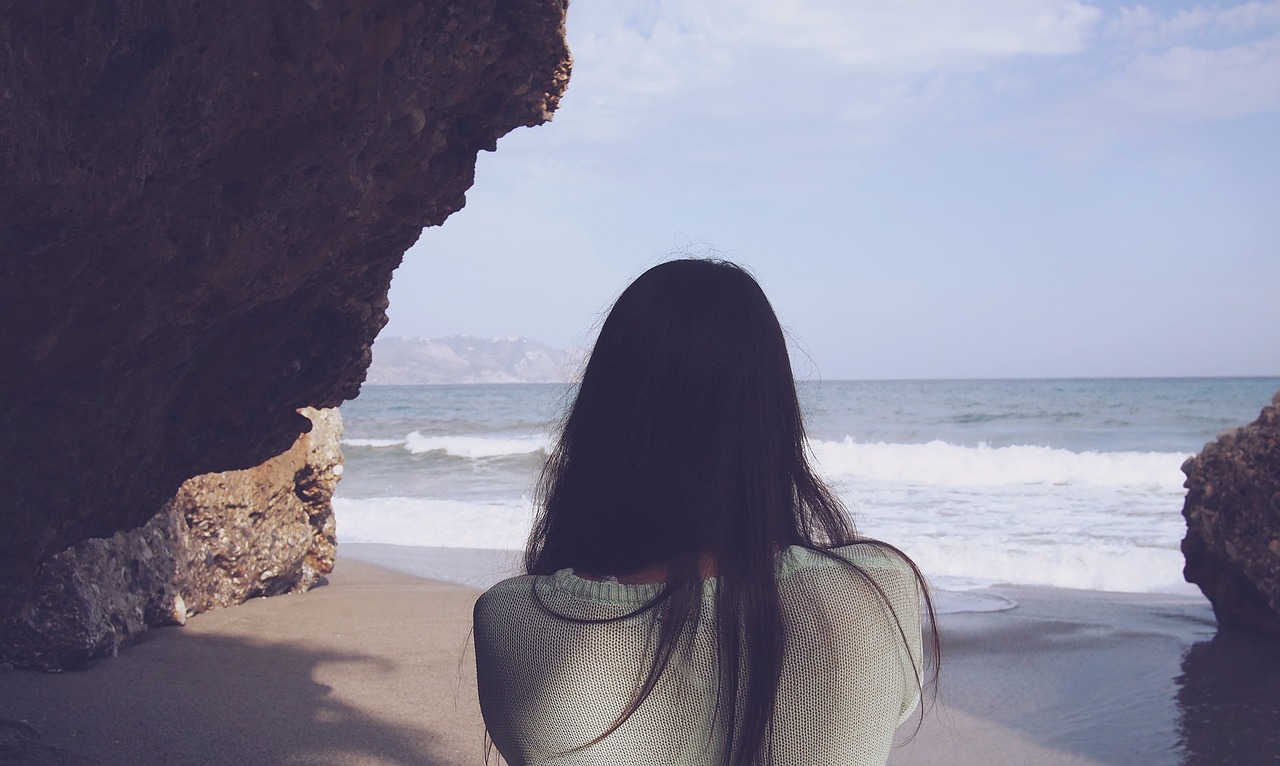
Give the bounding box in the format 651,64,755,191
520,258,935,766
527,258,850,577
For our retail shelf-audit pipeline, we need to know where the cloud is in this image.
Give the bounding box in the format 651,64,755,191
1032,2,1280,151
550,1,1280,176
1102,37,1280,121
565,0,1102,103
723,0,1101,69
559,0,1106,147
1106,1,1280,45
985,2,1280,159
1095,2,1280,123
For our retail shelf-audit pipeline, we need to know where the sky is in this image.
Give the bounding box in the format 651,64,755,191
382,0,1280,380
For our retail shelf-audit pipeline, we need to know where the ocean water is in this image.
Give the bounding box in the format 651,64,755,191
334,378,1278,600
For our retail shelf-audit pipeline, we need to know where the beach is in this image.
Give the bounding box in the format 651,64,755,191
4,544,1277,765
889,587,1280,766
0,551,488,766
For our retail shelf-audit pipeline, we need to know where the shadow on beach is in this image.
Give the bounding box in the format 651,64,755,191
0,561,485,766
1177,628,1280,766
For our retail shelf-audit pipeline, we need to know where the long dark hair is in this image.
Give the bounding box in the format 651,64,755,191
524,258,937,765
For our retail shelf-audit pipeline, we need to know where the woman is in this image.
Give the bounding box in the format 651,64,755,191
473,259,937,765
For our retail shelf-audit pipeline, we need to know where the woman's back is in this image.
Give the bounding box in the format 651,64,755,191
473,543,922,766
475,259,936,765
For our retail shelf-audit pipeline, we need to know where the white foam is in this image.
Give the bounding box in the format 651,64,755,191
898,537,1200,595
931,588,1019,615
333,437,1203,596
343,432,549,458
811,438,1187,489
333,493,1201,596
403,432,548,458
344,437,406,448
334,496,533,550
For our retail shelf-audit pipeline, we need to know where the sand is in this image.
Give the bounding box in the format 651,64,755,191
3,545,1279,765
0,558,486,765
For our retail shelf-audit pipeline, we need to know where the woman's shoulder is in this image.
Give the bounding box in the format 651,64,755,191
474,569,666,627
776,541,922,617
478,573,537,599
778,541,917,581
473,574,528,617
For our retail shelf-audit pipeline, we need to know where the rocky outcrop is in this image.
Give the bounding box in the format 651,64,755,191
1182,390,1280,639
1,408,343,671
0,1,570,615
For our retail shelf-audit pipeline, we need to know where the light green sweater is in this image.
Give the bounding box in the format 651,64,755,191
473,544,922,765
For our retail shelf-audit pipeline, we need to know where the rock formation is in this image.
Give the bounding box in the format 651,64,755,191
1182,389,1280,639
1,408,344,671
0,0,571,621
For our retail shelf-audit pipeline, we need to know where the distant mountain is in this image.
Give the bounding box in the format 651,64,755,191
365,336,575,384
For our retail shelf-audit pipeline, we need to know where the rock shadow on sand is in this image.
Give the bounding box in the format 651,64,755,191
0,627,477,766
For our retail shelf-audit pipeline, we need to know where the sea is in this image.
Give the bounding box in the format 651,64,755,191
333,377,1278,607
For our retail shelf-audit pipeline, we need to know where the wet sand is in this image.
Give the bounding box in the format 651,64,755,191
3,545,1279,765
890,586,1280,765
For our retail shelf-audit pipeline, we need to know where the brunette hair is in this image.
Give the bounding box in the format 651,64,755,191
524,258,937,765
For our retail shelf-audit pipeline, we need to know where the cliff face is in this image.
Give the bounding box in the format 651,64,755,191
0,1,571,610
1182,390,1280,639
1,408,343,670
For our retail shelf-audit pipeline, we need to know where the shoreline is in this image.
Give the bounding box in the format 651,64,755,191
2,545,1277,765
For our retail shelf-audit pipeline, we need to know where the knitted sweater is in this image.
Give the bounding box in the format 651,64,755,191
473,544,923,765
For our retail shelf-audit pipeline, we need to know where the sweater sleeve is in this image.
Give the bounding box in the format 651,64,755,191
771,546,923,765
